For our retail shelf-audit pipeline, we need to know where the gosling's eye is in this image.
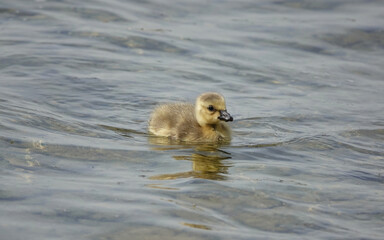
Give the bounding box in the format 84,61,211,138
207,105,215,111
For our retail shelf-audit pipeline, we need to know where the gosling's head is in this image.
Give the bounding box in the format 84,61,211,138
195,92,233,126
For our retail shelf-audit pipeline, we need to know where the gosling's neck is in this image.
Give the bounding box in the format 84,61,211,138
206,123,218,131
195,105,205,127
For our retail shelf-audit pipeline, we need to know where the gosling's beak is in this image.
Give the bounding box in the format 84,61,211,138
218,110,233,122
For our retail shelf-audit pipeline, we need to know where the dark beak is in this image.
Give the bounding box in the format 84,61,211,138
218,110,233,122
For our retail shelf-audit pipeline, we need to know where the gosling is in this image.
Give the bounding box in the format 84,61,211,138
148,92,233,142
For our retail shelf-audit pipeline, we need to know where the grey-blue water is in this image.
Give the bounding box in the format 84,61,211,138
1,0,384,239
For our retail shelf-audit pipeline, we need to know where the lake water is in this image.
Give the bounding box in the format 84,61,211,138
1,0,384,239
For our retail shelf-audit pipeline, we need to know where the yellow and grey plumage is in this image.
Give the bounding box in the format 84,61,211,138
148,92,233,142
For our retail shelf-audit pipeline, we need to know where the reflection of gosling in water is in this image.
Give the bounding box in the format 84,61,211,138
148,92,233,142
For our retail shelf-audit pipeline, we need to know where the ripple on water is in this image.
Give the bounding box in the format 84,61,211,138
321,28,384,51
0,7,51,21
45,6,130,23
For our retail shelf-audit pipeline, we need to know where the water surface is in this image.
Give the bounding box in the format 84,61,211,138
1,0,384,239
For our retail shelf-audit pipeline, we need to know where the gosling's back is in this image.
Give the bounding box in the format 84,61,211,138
148,103,199,141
